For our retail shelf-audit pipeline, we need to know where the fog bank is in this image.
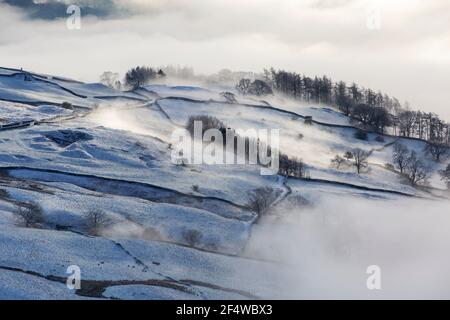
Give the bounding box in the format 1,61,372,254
246,194,450,299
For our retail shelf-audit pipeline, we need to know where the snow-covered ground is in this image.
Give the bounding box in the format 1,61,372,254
0,70,448,299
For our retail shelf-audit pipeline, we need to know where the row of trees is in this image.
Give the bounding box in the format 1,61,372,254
331,149,371,174
101,66,167,90
102,65,449,147
330,143,434,186
185,115,307,178
261,68,450,145
124,66,166,89
394,110,449,146
12,201,113,236
392,143,431,186
279,154,307,178
102,66,260,90
235,79,273,96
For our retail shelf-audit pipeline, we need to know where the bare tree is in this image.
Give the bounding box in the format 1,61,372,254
351,148,370,174
13,202,45,228
263,68,450,148
249,79,273,96
440,163,450,189
331,155,347,170
393,142,411,173
247,187,280,216
236,79,252,95
236,79,273,96
405,151,429,186
398,110,417,137
424,142,449,162
84,210,111,236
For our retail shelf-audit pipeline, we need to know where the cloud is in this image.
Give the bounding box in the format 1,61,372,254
1,0,122,19
0,0,448,119
246,195,450,298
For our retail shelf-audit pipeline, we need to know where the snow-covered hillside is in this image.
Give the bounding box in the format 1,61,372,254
0,67,448,299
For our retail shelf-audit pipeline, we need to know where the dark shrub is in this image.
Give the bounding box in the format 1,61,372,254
61,102,73,110
183,229,203,247
186,115,225,136
354,129,368,141
125,66,157,89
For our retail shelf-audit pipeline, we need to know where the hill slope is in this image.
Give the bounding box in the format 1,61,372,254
0,67,448,299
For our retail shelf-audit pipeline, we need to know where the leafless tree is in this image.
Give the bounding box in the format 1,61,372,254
393,142,411,173
398,110,417,138
424,142,449,162
250,79,273,96
405,151,430,186
236,79,252,95
263,68,450,147
331,155,347,170
236,79,273,96
247,187,280,216
13,202,45,228
351,148,370,174
84,210,111,236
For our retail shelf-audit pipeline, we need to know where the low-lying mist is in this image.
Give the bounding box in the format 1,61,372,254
245,194,450,299
87,103,173,142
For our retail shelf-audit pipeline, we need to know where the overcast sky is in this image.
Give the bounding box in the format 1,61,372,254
0,0,448,119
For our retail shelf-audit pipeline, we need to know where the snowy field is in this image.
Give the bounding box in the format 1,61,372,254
0,69,448,299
